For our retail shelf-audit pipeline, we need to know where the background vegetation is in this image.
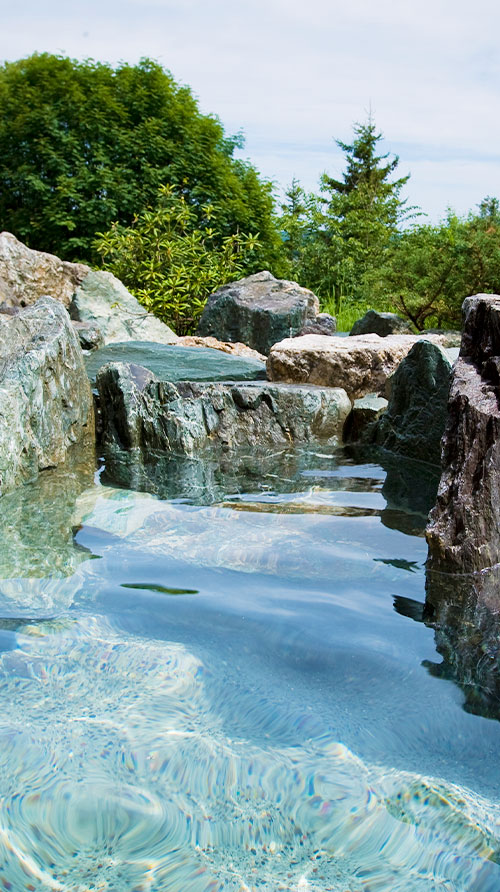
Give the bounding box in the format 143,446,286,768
0,54,499,332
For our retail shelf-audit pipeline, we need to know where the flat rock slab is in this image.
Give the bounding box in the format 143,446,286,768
267,333,446,399
96,362,351,460
0,297,94,495
85,341,266,385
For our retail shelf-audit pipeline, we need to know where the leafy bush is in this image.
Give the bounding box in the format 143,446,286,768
95,185,260,335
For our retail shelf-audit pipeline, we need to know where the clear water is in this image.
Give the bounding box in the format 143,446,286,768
0,446,499,891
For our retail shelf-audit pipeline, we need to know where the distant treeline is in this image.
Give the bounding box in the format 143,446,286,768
1,53,498,332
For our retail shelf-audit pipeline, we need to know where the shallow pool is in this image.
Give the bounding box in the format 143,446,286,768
0,446,499,891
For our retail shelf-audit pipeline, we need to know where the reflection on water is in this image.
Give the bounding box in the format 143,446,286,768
0,446,499,890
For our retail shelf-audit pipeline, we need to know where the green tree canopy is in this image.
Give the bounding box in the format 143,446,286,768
0,53,282,267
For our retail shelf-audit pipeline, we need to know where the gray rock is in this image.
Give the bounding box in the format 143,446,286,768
267,332,447,400
373,340,452,464
345,393,388,442
96,362,351,462
70,270,178,346
425,329,462,348
350,309,413,337
299,312,337,337
0,297,94,496
426,294,500,574
72,320,105,351
0,232,177,347
196,270,327,354
85,340,266,385
0,231,88,309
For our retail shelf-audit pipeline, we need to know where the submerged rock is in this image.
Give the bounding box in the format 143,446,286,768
373,340,452,464
0,232,177,346
267,332,446,400
0,297,94,496
350,309,413,337
197,270,334,354
96,362,351,463
426,294,500,574
85,340,266,385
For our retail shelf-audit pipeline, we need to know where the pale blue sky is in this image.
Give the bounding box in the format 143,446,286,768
2,0,499,220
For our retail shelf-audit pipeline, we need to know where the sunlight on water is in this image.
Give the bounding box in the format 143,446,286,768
0,615,499,892
0,449,499,890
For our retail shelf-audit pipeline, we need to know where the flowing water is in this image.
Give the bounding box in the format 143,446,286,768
0,445,499,891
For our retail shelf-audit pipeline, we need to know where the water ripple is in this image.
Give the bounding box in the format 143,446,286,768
0,616,498,891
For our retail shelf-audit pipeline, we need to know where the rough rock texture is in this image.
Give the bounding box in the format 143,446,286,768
72,320,105,351
345,394,388,442
85,341,266,386
425,329,462,348
299,312,337,337
350,309,413,337
70,270,178,346
96,362,351,460
373,340,452,464
0,297,94,495
176,334,265,361
267,333,446,400
0,232,177,346
426,294,500,574
0,231,88,310
196,270,333,354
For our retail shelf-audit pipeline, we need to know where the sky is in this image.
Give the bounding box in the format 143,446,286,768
1,0,499,221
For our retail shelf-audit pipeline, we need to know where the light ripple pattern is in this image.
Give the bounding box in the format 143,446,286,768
0,616,498,891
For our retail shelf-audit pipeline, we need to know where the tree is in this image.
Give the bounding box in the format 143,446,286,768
279,118,413,313
0,53,282,268
94,185,260,335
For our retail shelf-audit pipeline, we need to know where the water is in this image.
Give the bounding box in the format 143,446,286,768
0,446,499,891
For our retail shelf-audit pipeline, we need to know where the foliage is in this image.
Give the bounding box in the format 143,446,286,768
94,185,260,335
379,200,500,329
0,53,282,268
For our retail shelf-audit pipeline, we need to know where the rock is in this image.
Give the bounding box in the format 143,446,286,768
426,294,500,574
267,333,446,400
96,362,351,463
0,297,94,496
196,270,328,354
0,232,177,346
0,231,88,309
69,270,177,346
72,320,105,351
350,309,413,337
299,312,337,337
372,340,452,464
176,334,265,362
345,393,388,441
85,340,267,386
425,329,462,348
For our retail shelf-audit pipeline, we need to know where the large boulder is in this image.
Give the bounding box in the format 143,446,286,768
69,270,178,346
426,294,500,574
96,362,351,462
372,340,452,463
350,309,413,337
196,270,335,354
85,340,266,386
267,333,446,400
0,297,94,496
0,232,177,346
0,231,88,310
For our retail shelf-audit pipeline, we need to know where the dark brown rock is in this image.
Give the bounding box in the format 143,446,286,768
426,294,500,574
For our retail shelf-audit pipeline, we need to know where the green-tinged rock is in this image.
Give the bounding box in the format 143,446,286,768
197,270,334,354
70,270,178,346
85,340,266,385
96,362,351,464
345,393,388,442
0,297,94,496
350,309,413,337
373,340,452,464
